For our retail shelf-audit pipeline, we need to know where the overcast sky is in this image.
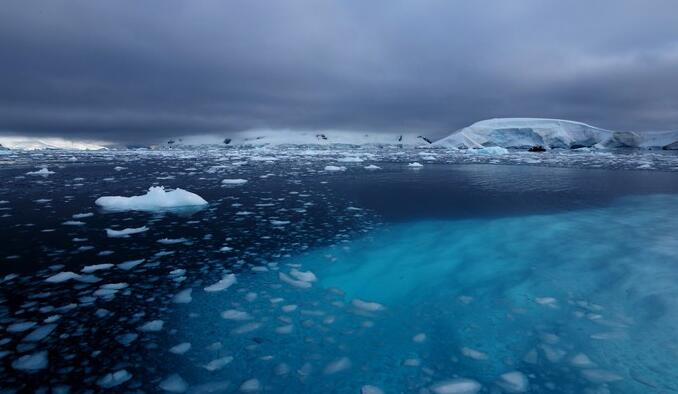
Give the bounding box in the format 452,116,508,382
1,0,678,143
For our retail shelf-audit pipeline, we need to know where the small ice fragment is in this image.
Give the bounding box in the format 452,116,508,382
138,320,164,332
570,353,596,368
106,226,148,238
497,371,529,393
45,271,80,283
364,165,381,170
275,324,293,334
430,378,481,394
278,272,312,288
413,333,427,343
222,179,248,185
82,264,113,273
23,324,57,342
289,268,317,282
221,310,252,321
323,357,351,374
352,299,385,312
173,289,193,304
408,162,423,168
581,369,623,383
169,342,191,355
159,374,188,393
98,369,132,388
204,274,236,292
62,220,85,226
204,356,234,371
72,212,94,219
324,165,346,172
117,259,145,270
361,385,384,394
12,351,48,372
535,297,558,308
115,333,138,346
461,347,488,360
7,321,37,333
158,238,188,244
240,379,261,392
231,322,261,335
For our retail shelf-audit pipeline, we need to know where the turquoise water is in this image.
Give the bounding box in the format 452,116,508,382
181,193,678,393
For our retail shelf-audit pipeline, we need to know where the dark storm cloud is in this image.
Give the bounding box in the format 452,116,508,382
1,0,678,143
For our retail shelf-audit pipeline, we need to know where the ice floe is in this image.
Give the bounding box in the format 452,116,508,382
95,186,208,211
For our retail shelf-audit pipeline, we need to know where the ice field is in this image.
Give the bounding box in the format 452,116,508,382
1,146,678,392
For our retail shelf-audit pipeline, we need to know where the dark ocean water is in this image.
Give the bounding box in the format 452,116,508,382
1,148,678,393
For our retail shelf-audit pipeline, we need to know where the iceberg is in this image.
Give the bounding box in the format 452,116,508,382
95,186,208,212
434,118,678,150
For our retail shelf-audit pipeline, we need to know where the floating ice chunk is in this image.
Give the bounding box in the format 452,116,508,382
159,374,188,393
535,297,558,308
7,321,37,333
72,212,94,219
352,299,385,312
221,309,252,321
222,179,248,185
281,304,298,312
115,333,138,346
23,324,57,342
219,246,233,252
95,186,208,211
138,320,164,332
169,342,191,355
231,322,261,335
106,226,148,238
581,369,623,383
173,289,193,304
324,165,346,172
497,371,529,393
82,264,113,273
204,274,236,292
461,347,488,360
279,272,312,288
275,324,294,334
430,378,481,394
337,156,363,162
204,356,234,371
45,271,80,283
62,220,85,226
364,164,381,170
412,333,427,343
323,357,351,374
270,220,290,226
158,238,188,244
470,146,509,155
239,379,261,392
12,351,48,372
408,162,423,168
570,353,596,368
361,385,384,394
289,268,317,283
26,168,54,176
117,258,145,270
98,369,132,388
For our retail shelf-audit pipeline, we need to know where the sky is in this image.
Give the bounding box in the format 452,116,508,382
1,0,678,144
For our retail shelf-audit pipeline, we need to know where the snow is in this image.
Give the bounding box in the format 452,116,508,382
106,226,149,238
222,179,248,185
204,273,236,292
11,351,48,372
0,136,106,150
95,186,208,211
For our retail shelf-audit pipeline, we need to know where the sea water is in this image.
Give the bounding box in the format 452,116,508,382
1,147,678,393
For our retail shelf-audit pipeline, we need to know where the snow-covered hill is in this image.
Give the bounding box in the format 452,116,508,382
172,130,433,148
0,136,107,150
434,118,678,150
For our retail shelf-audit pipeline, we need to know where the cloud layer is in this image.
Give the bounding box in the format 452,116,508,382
1,0,678,142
